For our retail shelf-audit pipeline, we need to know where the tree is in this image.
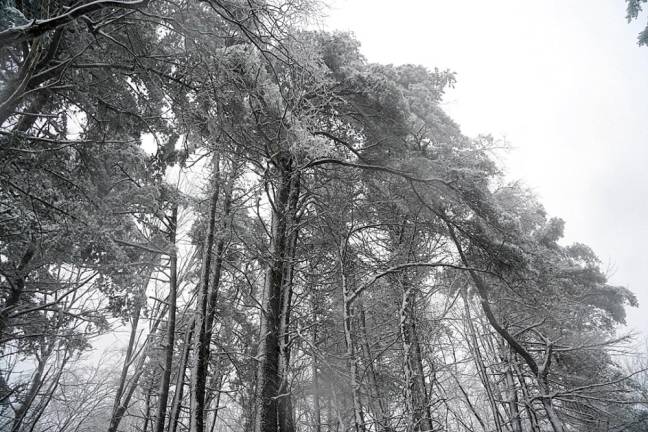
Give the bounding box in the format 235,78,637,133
626,0,648,45
2,6,647,432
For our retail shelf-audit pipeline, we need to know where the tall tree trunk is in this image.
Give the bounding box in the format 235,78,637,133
341,267,366,432
481,322,512,431
503,348,522,432
24,348,70,432
513,362,541,432
452,374,487,431
11,341,53,432
400,284,433,432
154,205,178,432
204,171,234,336
312,325,322,432
254,162,299,432
142,387,153,432
278,172,300,432
358,301,393,432
538,375,564,432
108,288,168,432
193,161,235,432
190,159,221,432
107,302,142,432
541,398,564,432
208,372,224,432
168,319,195,432
462,293,503,432
107,341,151,432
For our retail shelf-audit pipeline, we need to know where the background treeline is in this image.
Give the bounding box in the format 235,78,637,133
1,1,647,431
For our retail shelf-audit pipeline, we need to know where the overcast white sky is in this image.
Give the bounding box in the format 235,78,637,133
325,0,648,335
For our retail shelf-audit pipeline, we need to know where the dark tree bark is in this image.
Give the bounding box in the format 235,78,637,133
277,172,300,432
341,270,366,432
503,348,523,432
190,160,221,432
153,205,178,432
400,284,433,432
168,319,195,432
142,387,153,432
444,219,565,432
514,358,541,432
254,160,300,432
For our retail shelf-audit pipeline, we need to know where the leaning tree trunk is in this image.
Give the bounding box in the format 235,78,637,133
107,339,151,432
11,341,53,432
445,219,565,432
107,280,169,432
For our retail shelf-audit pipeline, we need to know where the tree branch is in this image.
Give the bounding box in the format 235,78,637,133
0,0,149,45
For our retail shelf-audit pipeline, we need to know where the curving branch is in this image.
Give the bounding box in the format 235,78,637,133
0,0,149,45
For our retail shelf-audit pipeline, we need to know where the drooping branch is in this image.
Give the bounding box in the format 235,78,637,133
443,218,540,377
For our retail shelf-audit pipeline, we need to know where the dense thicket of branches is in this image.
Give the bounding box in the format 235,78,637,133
1,1,647,431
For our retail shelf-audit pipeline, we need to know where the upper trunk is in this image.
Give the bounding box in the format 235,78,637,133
190,159,222,432
153,205,178,432
254,161,300,432
400,284,433,432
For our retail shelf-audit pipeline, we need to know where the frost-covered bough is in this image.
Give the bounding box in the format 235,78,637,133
1,2,647,432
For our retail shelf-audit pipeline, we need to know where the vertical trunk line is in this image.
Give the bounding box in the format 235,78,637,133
154,205,178,432
312,321,322,432
462,292,503,432
278,172,300,432
341,267,366,432
168,319,195,432
358,300,392,432
190,157,221,432
107,300,142,432
254,161,296,432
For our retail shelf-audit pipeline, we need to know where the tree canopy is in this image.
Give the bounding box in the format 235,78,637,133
0,1,646,432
